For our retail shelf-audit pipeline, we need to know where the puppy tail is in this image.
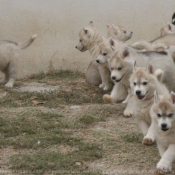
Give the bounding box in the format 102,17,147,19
132,40,152,51
18,34,37,49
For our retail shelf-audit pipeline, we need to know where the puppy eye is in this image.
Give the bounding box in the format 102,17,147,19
134,82,136,86
118,67,122,71
124,30,126,33
157,113,161,118
79,39,82,42
168,113,173,118
143,82,148,85
103,53,107,56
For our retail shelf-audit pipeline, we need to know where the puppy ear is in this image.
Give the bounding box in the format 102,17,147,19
154,91,160,104
109,37,116,51
83,28,90,37
154,69,164,82
112,24,119,31
133,61,137,72
89,21,94,26
146,62,154,74
122,48,129,59
170,91,175,104
168,23,172,31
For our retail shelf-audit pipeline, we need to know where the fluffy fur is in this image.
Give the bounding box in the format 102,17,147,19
103,41,175,103
124,64,169,136
143,92,175,173
76,22,132,90
0,34,37,87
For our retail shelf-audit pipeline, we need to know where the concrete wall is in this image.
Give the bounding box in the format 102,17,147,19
0,0,174,78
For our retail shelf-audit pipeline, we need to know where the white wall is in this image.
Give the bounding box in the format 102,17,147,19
0,0,174,78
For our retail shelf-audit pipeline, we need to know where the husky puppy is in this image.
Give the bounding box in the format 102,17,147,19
133,22,175,52
143,91,175,173
75,21,112,90
76,22,132,90
0,34,37,87
107,24,132,41
126,63,169,136
103,41,175,103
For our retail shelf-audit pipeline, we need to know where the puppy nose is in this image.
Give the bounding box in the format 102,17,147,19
161,123,167,129
111,76,116,80
96,60,100,63
75,46,77,49
136,90,141,95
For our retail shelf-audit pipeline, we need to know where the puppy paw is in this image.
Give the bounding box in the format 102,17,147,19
154,169,165,175
142,136,154,145
157,159,172,173
123,109,133,117
122,100,127,103
103,85,110,91
5,82,14,88
99,84,104,89
103,94,114,103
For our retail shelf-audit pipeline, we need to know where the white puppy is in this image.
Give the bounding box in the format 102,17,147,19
143,91,175,173
126,63,169,136
0,34,37,87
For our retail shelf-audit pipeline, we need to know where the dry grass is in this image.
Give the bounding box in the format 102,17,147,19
0,70,167,175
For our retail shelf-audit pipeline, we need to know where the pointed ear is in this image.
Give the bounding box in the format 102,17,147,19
89,21,94,26
83,28,88,34
122,48,130,59
154,91,160,104
154,69,164,82
112,24,119,31
133,61,137,72
109,37,115,51
170,91,175,104
107,24,111,29
146,62,154,74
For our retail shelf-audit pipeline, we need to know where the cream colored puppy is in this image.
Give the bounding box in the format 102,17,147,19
85,23,133,88
103,41,175,104
0,34,37,87
75,21,112,90
143,91,175,173
126,63,169,136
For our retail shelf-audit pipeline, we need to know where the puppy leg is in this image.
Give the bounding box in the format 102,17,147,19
157,144,175,173
142,123,155,145
123,96,134,117
5,61,16,88
137,120,149,136
157,143,166,157
0,70,9,85
97,64,111,91
103,83,127,103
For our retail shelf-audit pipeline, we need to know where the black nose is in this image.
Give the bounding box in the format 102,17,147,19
111,76,116,80
75,46,77,49
136,90,141,95
96,60,99,63
161,123,167,129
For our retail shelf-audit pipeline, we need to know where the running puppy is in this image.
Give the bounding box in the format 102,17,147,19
0,34,37,87
125,63,169,136
143,91,175,173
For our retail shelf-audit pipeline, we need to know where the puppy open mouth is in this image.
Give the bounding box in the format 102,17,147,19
115,74,125,82
161,128,169,131
136,91,148,100
137,95,145,100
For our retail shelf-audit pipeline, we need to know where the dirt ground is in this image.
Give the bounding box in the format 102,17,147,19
0,70,174,175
